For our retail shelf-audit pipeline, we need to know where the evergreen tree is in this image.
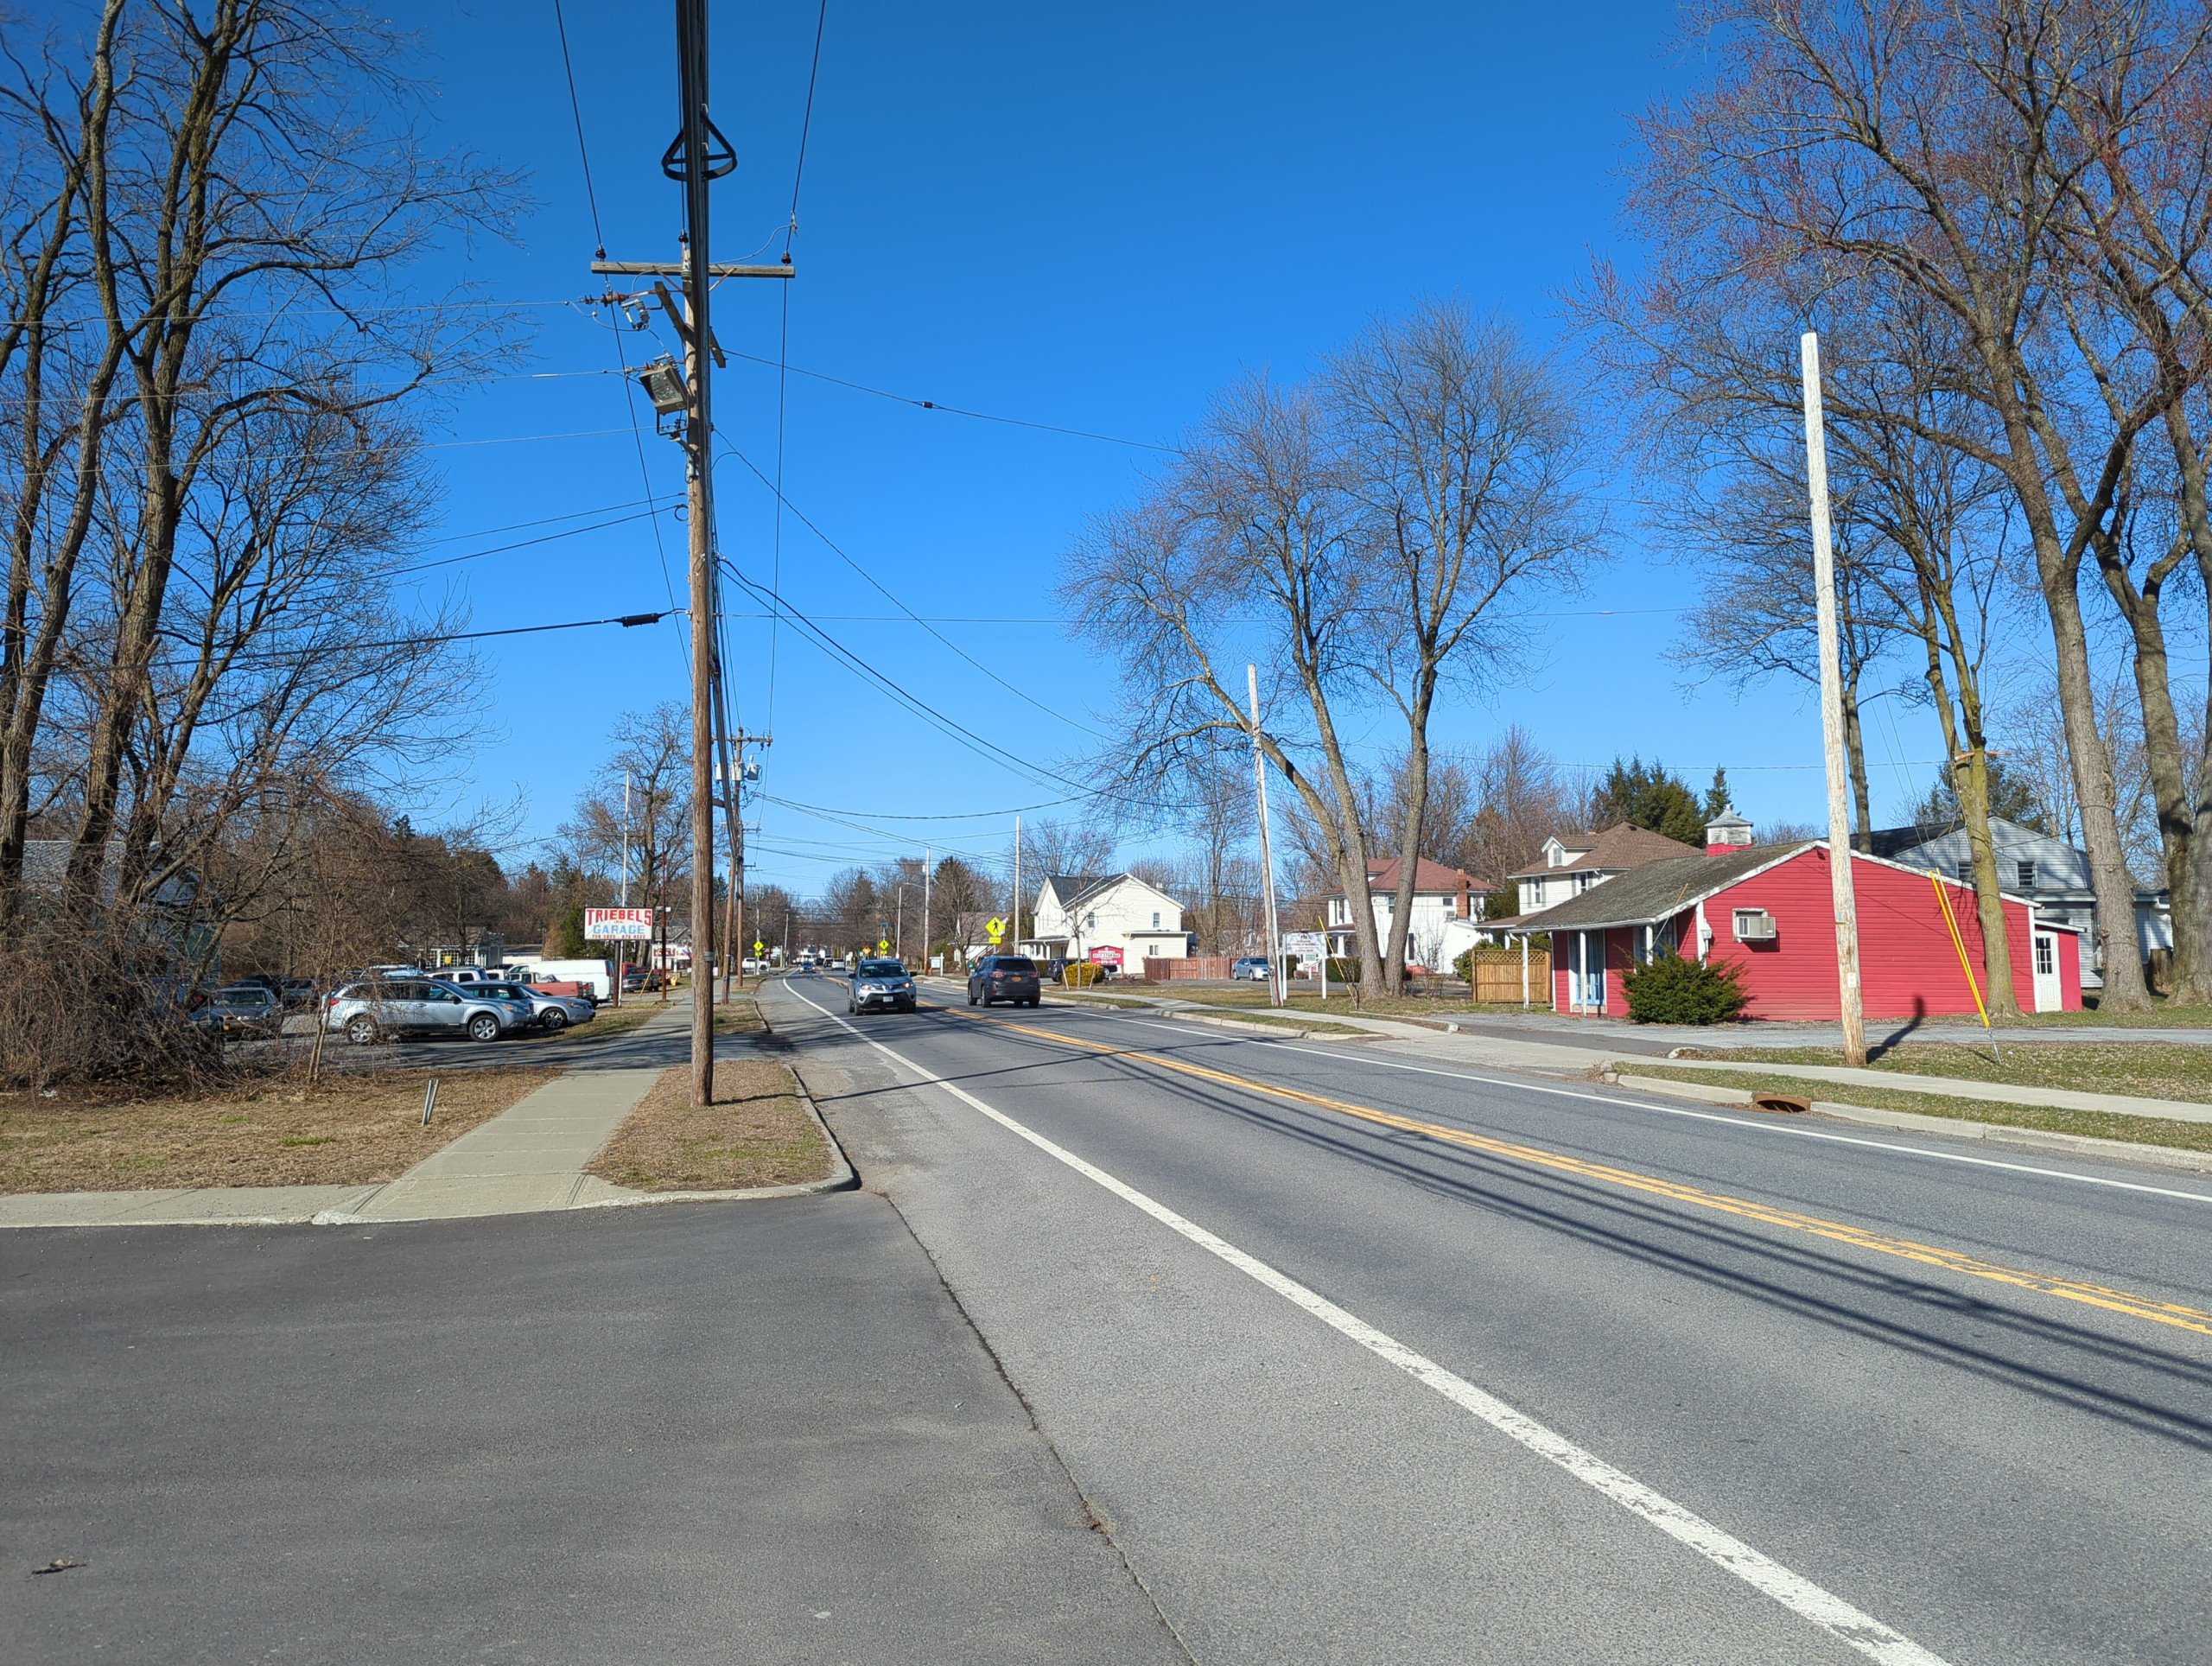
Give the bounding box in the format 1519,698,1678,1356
1910,759,2045,833
1589,757,1706,844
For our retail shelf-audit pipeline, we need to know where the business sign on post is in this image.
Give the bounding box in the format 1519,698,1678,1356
584,907,653,941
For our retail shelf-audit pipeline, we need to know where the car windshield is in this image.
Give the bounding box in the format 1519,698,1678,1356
858,959,905,977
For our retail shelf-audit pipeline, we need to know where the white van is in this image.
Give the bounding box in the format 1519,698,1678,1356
510,957,615,1002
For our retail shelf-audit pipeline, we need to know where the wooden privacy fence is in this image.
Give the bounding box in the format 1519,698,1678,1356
1142,956,1234,979
1464,948,1549,1004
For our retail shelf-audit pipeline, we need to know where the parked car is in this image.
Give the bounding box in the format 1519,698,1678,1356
967,954,1041,1008
323,979,534,1046
849,957,916,1014
1231,956,1273,982
463,979,595,1033
192,983,283,1037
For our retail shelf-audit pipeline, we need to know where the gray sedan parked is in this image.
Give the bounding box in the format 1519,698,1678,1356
323,979,534,1045
460,979,595,1033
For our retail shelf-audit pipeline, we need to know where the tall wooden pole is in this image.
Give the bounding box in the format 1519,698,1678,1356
1249,664,1285,1008
677,0,716,1105
1801,332,1867,1066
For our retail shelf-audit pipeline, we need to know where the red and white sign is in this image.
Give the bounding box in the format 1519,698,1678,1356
1088,945,1124,967
584,907,653,941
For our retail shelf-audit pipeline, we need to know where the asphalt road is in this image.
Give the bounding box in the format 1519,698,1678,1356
2,1195,1183,1663
774,970,2212,1665
10,969,2209,1663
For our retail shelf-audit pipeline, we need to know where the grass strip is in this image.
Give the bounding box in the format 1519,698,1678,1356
0,1066,561,1192
586,1054,830,1192
1676,1040,2212,1106
1180,1010,1370,1038
1624,1063,2212,1154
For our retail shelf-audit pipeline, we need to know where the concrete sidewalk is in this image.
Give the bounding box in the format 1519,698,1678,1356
0,997,852,1229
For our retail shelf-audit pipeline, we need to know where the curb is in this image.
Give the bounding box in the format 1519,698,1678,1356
1168,1010,1368,1043
1605,1070,2212,1175
577,1056,859,1208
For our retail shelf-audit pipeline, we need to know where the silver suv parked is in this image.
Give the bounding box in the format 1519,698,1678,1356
324,978,534,1046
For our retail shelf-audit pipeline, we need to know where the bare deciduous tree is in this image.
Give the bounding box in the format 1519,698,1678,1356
1325,300,1605,989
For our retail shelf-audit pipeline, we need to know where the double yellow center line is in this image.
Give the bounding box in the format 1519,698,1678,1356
955,1006,2212,1340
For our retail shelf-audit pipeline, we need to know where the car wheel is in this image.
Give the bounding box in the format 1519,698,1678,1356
467,1014,501,1043
345,1015,380,1046
542,1008,569,1032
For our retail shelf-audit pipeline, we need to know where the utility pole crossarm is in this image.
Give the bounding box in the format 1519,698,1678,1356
590,259,795,277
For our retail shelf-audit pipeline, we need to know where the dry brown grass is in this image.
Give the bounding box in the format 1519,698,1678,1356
1680,1040,2212,1104
587,1055,830,1192
1626,1063,2212,1154
0,1065,561,1193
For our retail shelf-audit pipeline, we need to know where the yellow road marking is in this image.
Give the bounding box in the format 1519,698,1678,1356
952,1005,2212,1340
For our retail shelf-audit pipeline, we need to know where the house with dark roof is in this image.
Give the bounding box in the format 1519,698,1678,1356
1866,815,2168,989
1504,816,2082,1020
1322,855,1492,969
1028,872,1187,970
1506,823,1703,919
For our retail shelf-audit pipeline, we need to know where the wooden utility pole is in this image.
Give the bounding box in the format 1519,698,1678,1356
1249,664,1285,1008
1801,332,1867,1067
590,0,791,1104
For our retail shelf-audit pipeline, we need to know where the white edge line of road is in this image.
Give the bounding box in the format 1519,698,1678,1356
1090,1013,2212,1208
779,979,1951,1666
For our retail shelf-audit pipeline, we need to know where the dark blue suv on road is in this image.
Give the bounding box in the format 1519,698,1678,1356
968,955,1041,1008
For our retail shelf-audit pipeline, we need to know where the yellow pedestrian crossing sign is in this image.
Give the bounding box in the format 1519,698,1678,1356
986,916,1005,944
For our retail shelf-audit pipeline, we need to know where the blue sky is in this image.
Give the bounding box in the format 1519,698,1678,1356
385,0,1959,892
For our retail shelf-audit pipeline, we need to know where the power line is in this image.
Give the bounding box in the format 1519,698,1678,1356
138,608,676,673
719,558,1107,796
717,440,1108,739
767,0,830,732
723,348,1175,452
785,0,830,255
389,507,670,577
766,792,1089,821
550,0,607,255
416,493,675,546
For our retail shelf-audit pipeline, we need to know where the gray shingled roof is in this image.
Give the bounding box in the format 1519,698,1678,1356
1507,822,1701,880
1509,844,1810,932
1044,873,1119,911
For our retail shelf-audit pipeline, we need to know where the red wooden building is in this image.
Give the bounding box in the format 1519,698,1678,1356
1509,835,2082,1021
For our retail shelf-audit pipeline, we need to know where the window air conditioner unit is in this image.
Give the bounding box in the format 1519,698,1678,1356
1732,908,1776,942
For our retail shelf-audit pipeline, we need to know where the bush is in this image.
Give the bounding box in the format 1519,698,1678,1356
1622,950,1747,1025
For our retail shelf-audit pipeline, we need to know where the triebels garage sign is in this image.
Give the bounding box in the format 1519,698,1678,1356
584,907,653,941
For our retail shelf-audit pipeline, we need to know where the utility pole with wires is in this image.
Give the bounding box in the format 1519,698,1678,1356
1248,664,1286,1008
718,728,769,1002
589,0,792,1106
1801,332,1867,1068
